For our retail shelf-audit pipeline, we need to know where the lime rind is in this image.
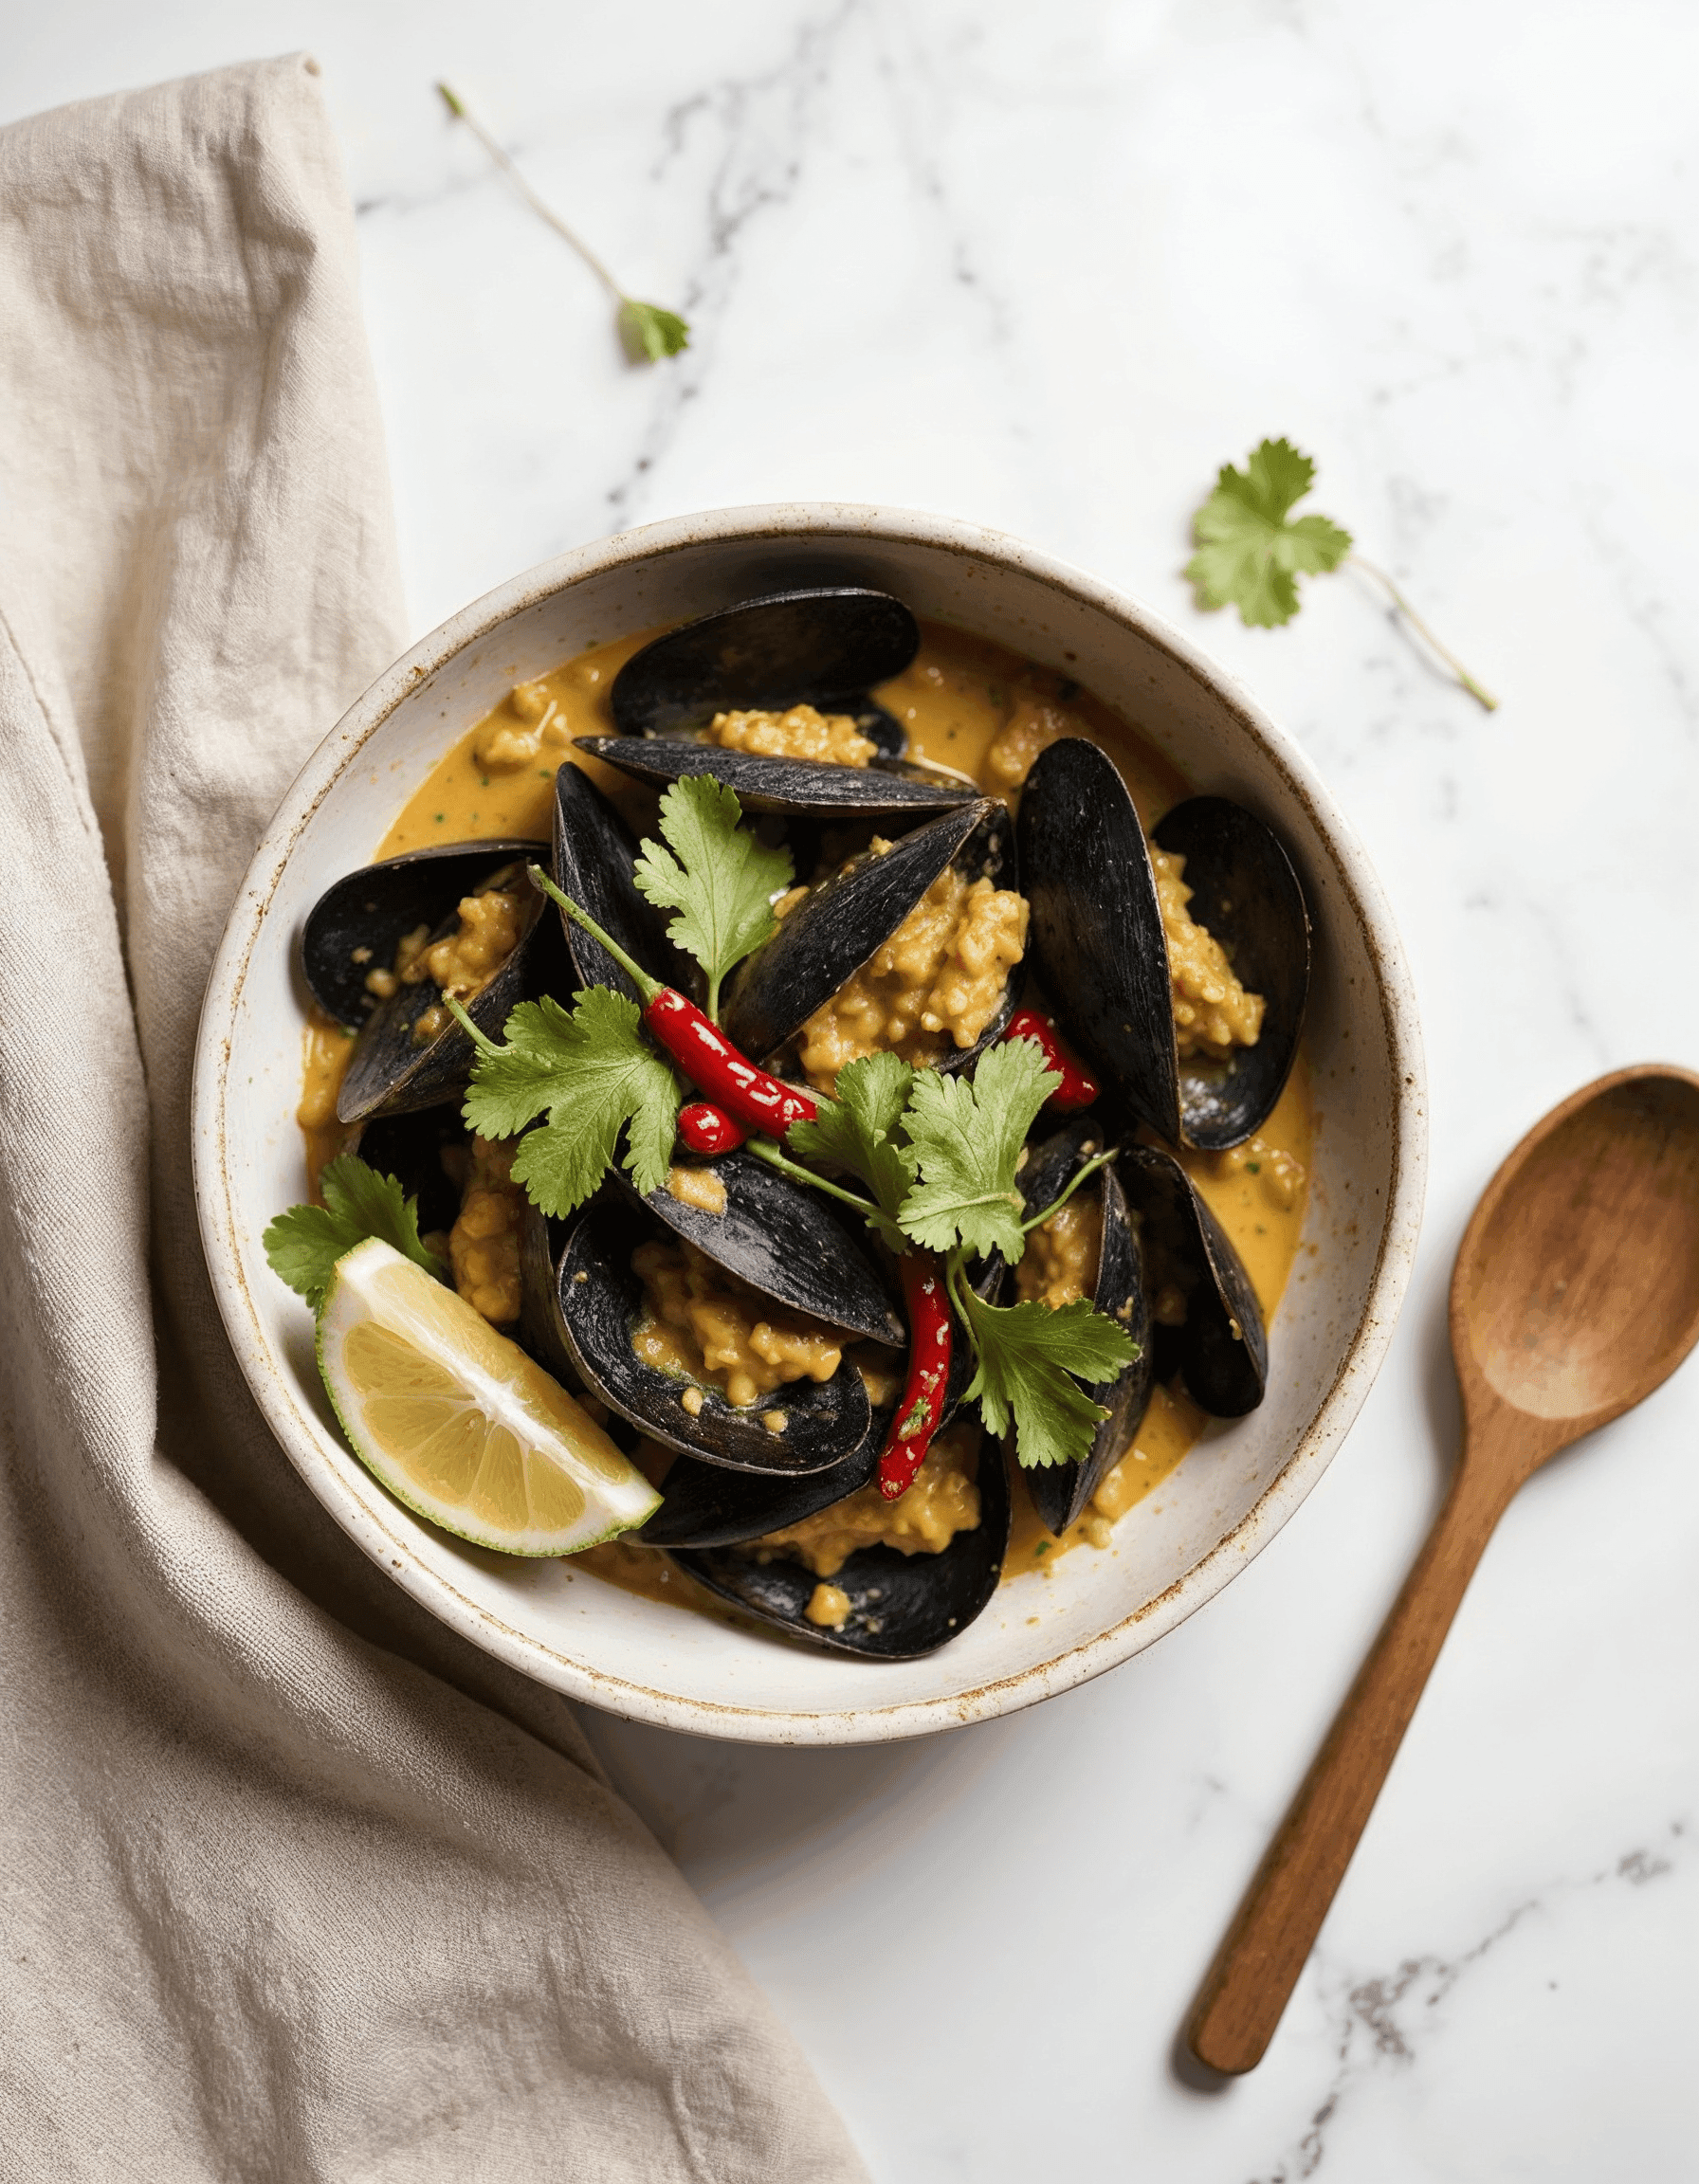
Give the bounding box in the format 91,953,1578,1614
316,1237,660,1556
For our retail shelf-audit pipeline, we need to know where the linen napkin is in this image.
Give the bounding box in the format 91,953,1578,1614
0,55,867,2183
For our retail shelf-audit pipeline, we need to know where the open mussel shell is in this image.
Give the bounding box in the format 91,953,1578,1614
674,1420,1011,1658
301,838,548,1028
1120,1145,1267,1416
639,1251,1004,1550
609,587,919,754
572,737,977,818
1018,740,1307,1150
552,763,695,1001
619,1150,903,1345
1016,1122,1152,1536
1151,796,1309,1151
556,1207,872,1475
722,798,1019,1074
344,1107,470,1238
334,867,562,1126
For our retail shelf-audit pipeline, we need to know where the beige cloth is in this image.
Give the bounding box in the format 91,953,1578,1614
0,56,867,2183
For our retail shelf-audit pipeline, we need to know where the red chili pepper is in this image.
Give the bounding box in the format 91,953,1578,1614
677,1100,747,1155
1004,1008,1100,1110
529,865,819,1140
876,1251,953,1501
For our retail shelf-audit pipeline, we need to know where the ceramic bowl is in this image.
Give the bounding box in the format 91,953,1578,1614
192,504,1426,1745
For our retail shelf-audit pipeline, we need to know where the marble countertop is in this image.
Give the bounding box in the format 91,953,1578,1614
13,4,1698,2175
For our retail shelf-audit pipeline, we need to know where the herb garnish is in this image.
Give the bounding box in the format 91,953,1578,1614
1186,436,1497,711
632,775,793,1020
436,82,690,364
264,1156,444,1311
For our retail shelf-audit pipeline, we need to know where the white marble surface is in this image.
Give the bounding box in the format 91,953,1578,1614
12,4,1699,2175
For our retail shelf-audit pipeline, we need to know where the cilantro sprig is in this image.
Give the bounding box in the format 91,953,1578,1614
1186,436,1497,712
436,83,690,366
264,1156,445,1313
454,988,681,1215
633,775,792,1019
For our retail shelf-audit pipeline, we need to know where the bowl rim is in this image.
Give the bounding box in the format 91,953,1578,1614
192,501,1427,1745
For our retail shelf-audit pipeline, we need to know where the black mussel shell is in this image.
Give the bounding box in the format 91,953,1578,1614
1018,739,1176,1141
348,1111,579,1383
572,737,978,818
1120,1145,1267,1416
1018,741,1307,1151
334,864,563,1126
675,1419,1010,1657
1015,1121,1153,1535
301,839,548,1028
1151,797,1309,1152
345,1107,470,1238
557,1206,872,1475
609,588,919,751
552,763,696,1001
722,798,1021,1075
617,1150,903,1345
639,1251,1003,1550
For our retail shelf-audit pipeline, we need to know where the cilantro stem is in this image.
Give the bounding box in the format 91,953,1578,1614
745,1137,882,1222
437,82,624,301
1019,1146,1120,1234
1349,555,1498,714
526,864,663,1003
443,993,499,1054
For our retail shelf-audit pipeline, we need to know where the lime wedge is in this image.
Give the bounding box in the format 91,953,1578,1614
317,1237,659,1555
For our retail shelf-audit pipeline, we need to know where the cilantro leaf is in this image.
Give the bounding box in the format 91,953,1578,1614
264,1156,445,1313
788,1051,917,1252
632,774,793,1017
897,1040,1060,1262
1185,437,1353,628
958,1285,1141,1470
617,298,690,363
462,989,681,1216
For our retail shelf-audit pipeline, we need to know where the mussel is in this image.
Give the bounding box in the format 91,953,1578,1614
617,1151,904,1345
555,1203,873,1475
303,844,562,1125
1120,1145,1268,1416
609,587,919,749
301,838,547,1027
1017,739,1308,1150
1015,1121,1152,1536
639,1249,1005,1549
573,736,978,818
674,1417,1011,1658
551,762,697,1000
722,798,1022,1078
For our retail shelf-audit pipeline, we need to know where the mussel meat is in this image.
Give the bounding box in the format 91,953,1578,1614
722,798,1023,1084
1014,1121,1152,1535
639,1249,1004,1549
1017,738,1308,1150
675,1416,1011,1657
555,1204,873,1475
316,850,563,1126
301,838,548,1028
1120,1144,1268,1416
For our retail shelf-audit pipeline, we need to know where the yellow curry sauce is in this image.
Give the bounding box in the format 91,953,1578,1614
298,619,1314,1611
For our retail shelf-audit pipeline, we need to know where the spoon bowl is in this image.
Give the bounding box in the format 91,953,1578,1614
1454,1069,1699,1434
1189,1064,1699,2076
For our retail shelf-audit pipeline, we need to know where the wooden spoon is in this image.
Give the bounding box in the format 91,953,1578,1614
1186,1064,1699,2075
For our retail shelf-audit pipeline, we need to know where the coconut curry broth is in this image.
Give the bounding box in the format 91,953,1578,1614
297,619,1315,1599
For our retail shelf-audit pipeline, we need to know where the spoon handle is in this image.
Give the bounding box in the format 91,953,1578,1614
1186,1450,1515,2074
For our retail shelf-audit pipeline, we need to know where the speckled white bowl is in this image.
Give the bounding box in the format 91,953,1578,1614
192,505,1425,1745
